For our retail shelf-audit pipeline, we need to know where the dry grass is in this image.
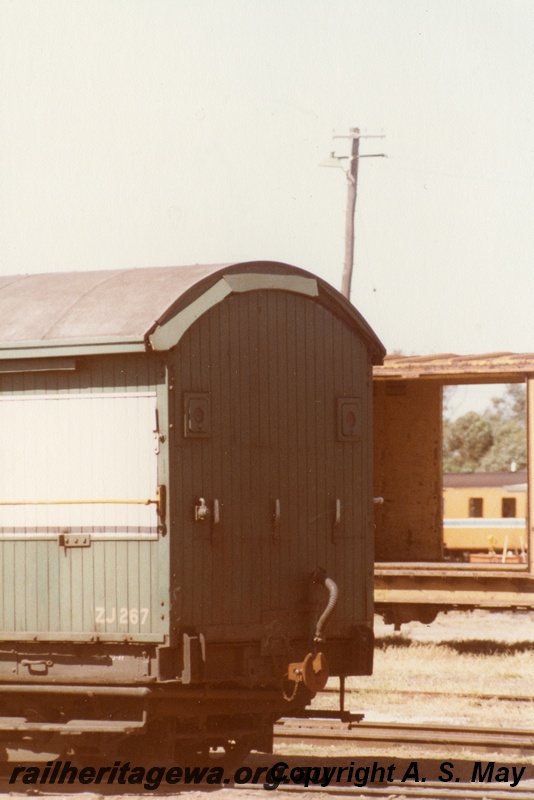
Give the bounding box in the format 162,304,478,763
300,610,534,762
349,643,534,699
336,644,534,727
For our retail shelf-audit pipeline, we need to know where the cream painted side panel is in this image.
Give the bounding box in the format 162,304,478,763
0,393,158,532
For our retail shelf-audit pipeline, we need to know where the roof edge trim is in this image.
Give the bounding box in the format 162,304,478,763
149,273,318,351
0,337,146,359
224,272,318,297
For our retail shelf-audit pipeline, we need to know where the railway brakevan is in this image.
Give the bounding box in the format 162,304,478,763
0,261,384,760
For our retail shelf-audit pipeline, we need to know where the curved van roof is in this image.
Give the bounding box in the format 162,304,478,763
0,261,385,363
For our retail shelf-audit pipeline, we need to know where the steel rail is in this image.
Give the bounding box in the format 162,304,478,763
274,718,534,752
240,782,534,799
321,686,534,703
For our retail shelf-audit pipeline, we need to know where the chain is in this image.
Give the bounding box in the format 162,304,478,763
282,675,300,703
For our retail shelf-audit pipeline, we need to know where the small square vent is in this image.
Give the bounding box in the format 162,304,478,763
337,397,361,441
184,393,211,437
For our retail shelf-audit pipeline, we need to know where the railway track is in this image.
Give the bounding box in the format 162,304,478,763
0,718,531,799
240,720,534,799
322,685,534,703
274,717,534,753
240,782,534,799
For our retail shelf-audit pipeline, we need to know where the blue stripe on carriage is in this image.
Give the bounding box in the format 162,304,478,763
443,518,526,528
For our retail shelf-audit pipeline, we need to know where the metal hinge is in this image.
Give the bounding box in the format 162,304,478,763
59,533,91,548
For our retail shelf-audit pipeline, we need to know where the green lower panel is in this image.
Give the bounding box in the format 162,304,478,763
0,538,167,638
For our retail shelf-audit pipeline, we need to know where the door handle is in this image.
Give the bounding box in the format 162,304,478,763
194,498,220,525
272,498,281,539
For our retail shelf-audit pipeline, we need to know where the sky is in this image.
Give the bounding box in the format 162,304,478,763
1,0,533,358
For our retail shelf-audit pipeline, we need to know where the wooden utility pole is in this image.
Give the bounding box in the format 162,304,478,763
325,127,385,301
342,128,360,300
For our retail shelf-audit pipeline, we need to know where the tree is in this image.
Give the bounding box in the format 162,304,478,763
443,411,493,473
442,385,457,420
443,384,526,473
480,384,526,471
479,420,526,471
486,383,526,424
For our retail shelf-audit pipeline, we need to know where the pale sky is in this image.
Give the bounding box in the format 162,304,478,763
1,0,533,357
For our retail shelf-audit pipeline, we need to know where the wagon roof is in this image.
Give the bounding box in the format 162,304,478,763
0,261,385,362
443,470,527,489
374,352,534,382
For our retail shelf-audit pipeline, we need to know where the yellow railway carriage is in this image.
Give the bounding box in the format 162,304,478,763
443,471,527,560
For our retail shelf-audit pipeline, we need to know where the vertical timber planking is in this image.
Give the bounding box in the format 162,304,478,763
171,288,375,641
